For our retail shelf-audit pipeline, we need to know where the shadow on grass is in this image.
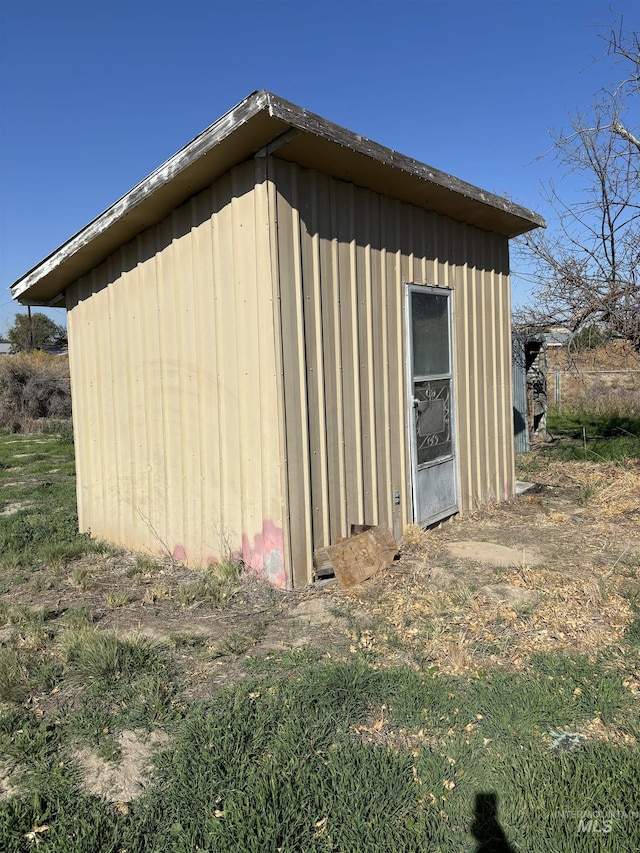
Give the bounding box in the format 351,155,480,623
548,412,640,441
470,792,516,853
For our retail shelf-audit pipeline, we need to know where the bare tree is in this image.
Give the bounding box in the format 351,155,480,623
515,21,640,349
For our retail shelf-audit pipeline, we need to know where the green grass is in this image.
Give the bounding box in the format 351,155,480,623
1,429,639,850
0,430,100,573
0,656,638,851
0,639,62,705
61,627,176,727
625,599,640,649
544,409,640,461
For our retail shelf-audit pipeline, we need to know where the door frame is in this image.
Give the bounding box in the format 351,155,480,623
405,283,459,526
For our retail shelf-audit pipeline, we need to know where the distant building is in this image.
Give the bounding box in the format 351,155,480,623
37,344,69,356
542,327,573,348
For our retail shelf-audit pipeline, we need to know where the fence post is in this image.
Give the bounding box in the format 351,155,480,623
555,371,561,404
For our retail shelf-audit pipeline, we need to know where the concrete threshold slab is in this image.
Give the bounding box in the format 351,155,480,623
515,480,536,496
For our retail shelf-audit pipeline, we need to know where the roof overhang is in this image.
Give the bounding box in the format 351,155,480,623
11,90,545,305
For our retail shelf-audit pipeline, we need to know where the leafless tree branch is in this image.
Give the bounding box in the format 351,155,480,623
515,18,640,350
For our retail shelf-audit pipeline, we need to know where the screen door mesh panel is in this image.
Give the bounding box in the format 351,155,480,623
414,379,451,465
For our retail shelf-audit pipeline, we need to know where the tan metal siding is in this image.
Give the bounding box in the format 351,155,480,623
452,225,514,512
272,160,515,577
272,165,313,586
381,198,411,535
318,175,347,549
66,161,287,584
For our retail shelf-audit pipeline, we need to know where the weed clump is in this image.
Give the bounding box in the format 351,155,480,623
62,629,158,689
177,559,243,608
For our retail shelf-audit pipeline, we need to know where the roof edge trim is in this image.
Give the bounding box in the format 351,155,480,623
11,90,545,303
10,90,271,302
264,91,545,233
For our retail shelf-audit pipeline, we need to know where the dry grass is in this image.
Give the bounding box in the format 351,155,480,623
346,456,640,677
547,340,640,413
541,459,640,517
548,339,640,373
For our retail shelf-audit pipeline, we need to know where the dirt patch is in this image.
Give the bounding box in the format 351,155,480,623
259,596,365,652
0,501,31,517
476,583,539,606
0,759,21,801
73,729,170,803
445,540,544,568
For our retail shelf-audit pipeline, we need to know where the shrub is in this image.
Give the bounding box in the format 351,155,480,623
0,353,71,432
569,323,609,351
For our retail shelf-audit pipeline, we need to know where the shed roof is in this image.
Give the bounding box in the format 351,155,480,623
11,90,545,306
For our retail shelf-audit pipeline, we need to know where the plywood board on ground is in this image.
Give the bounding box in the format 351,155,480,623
313,526,398,589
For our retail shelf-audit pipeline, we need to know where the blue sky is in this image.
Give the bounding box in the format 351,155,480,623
1,0,637,334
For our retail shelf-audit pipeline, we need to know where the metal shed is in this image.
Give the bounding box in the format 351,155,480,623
10,91,544,588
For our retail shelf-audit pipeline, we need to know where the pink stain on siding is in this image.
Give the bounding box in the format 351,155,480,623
236,520,288,588
172,544,187,561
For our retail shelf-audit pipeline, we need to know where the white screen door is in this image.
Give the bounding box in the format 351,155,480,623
407,286,458,525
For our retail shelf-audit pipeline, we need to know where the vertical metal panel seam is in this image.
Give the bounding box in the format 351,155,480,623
249,161,286,579
364,196,379,525
106,252,125,542
489,242,500,500
309,171,331,547
264,156,293,585
374,193,393,527
189,193,212,557
135,232,154,552
122,241,141,545
189,193,211,557
483,240,493,500
495,238,507,498
156,217,175,553
210,179,229,555
329,179,347,536
175,204,196,555
275,160,314,583
229,175,248,549
348,186,365,521
470,254,481,507
168,210,189,553
504,243,516,493
291,164,314,577
390,203,404,530
460,232,473,513
360,192,378,523
394,204,409,525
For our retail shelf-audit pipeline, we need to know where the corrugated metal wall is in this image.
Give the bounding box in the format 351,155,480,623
64,153,515,589
271,158,514,583
66,161,289,585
